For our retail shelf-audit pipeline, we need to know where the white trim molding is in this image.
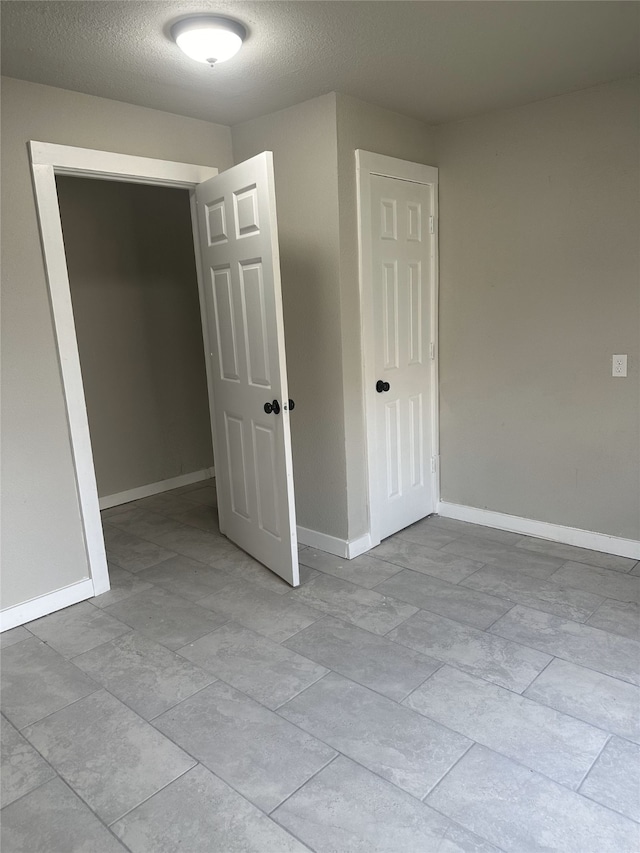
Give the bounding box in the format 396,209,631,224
297,527,373,560
346,533,374,559
30,141,218,187
99,468,215,510
438,501,640,560
0,579,96,632
26,141,219,625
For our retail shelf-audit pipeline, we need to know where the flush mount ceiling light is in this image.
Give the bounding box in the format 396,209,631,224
171,16,246,66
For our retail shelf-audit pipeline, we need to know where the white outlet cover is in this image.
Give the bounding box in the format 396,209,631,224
612,354,628,377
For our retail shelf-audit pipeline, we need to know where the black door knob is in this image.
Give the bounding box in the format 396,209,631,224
376,380,390,393
284,399,295,411
264,399,281,415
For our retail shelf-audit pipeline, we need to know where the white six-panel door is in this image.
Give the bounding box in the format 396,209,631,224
370,173,436,540
195,152,299,585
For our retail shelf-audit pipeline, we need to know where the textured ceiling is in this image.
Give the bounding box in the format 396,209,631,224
2,1,638,127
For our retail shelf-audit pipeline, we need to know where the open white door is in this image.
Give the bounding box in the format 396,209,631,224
195,152,299,585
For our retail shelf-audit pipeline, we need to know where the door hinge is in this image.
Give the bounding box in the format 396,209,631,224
429,342,435,360
431,455,439,474
429,215,435,234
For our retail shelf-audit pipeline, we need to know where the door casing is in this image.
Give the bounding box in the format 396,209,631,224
28,141,220,605
355,149,440,548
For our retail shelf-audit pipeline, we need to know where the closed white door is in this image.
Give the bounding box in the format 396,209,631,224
371,174,435,540
195,152,299,585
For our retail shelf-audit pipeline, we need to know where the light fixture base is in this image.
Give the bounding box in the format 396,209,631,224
170,15,247,66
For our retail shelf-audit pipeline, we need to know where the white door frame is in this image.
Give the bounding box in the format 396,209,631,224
356,150,440,547
28,140,219,609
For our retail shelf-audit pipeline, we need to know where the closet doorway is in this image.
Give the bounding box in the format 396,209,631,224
30,142,299,621
57,177,216,513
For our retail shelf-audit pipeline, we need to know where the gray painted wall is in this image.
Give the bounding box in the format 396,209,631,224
57,176,214,500
232,94,348,539
1,77,232,610
435,76,639,539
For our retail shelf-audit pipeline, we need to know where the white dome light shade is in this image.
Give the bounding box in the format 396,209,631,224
171,16,246,65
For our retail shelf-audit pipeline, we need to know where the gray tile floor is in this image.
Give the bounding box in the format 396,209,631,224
2,479,639,852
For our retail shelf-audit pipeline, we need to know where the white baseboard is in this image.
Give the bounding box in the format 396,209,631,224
1,578,95,632
347,533,373,558
99,468,215,510
297,527,373,560
437,501,640,560
297,526,349,557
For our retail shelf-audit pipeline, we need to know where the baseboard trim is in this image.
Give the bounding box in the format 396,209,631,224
1,578,96,632
347,533,373,559
437,501,640,560
297,526,349,558
297,527,373,559
99,468,215,510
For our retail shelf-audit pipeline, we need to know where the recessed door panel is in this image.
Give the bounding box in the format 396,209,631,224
234,185,260,238
225,413,250,520
240,261,271,388
253,422,281,539
409,393,424,488
205,198,228,246
408,262,423,366
385,399,401,499
211,267,240,382
196,153,298,585
383,262,399,370
407,202,422,242
380,198,397,240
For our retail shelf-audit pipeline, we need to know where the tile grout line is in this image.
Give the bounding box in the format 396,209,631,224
575,734,612,793
13,681,204,837
402,655,634,745
384,605,556,678
38,668,308,838
12,682,103,734
14,608,636,754
270,672,481,802
1,754,136,853
398,662,446,705
398,672,616,793
577,788,640,827
135,675,367,841
160,667,463,812
423,739,640,831
522,656,640,734
145,675,221,724
104,516,237,570
59,775,139,853
267,752,341,817
425,797,510,853
514,541,639,574
0,773,58,813
166,587,637,721
107,504,639,620
372,562,609,626
106,761,198,830
47,626,136,662
487,613,640,685
420,740,476,804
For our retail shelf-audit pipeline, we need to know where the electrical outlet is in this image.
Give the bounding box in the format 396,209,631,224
612,354,627,378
